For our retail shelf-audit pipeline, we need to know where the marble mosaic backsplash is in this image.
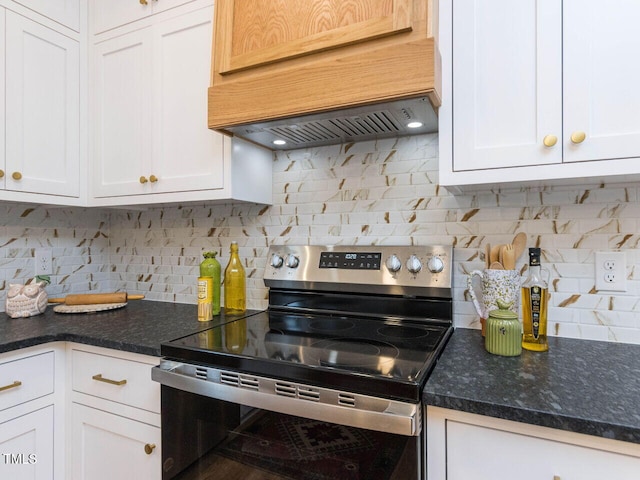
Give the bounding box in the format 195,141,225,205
1,133,639,344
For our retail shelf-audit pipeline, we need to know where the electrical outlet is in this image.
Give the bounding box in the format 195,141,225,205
595,251,626,292
35,249,52,276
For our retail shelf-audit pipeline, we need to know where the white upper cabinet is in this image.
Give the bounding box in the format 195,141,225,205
3,10,80,200
440,0,640,190
0,9,5,192
92,29,152,198
90,3,272,206
563,0,640,164
91,6,224,199
12,0,80,31
451,0,561,171
150,8,225,194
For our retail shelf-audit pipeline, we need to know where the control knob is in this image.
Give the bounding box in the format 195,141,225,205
385,254,402,273
427,256,445,273
406,255,422,274
285,254,300,269
270,254,284,268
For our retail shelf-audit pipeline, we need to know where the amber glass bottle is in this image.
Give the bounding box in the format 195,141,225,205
521,248,549,351
224,242,246,315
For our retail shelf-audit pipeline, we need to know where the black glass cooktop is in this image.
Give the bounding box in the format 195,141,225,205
161,310,452,402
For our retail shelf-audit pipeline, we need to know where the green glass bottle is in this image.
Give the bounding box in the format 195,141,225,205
224,242,246,315
200,251,221,316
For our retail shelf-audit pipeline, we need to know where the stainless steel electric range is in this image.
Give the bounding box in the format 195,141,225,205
152,245,453,480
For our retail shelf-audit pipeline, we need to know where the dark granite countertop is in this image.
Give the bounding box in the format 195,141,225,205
0,300,262,357
424,328,640,444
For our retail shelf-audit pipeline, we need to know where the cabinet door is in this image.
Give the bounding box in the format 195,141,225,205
5,12,80,197
150,6,224,194
151,0,198,16
12,0,80,31
0,8,5,191
451,0,562,171
92,0,153,34
71,403,161,480
446,420,640,480
92,0,196,34
0,406,54,480
92,29,153,197
563,0,640,163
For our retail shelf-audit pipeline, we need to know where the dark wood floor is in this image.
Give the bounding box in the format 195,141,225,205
190,454,288,480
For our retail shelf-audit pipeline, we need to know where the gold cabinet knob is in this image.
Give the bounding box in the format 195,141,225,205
543,135,558,147
140,0,148,5
0,169,4,178
570,131,586,144
139,176,148,184
149,175,158,183
144,443,156,455
12,172,22,180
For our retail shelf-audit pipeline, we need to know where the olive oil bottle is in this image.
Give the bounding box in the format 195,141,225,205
521,248,549,351
223,242,246,315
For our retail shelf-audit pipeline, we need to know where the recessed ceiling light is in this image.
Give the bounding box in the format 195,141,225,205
407,121,423,129
273,139,286,146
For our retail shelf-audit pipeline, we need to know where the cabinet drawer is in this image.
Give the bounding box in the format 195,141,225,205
72,350,159,413
0,351,55,411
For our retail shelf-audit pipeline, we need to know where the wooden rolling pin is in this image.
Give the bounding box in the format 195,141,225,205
48,293,145,305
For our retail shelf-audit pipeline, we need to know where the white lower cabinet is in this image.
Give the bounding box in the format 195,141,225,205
68,344,161,480
427,407,640,480
0,406,54,480
0,345,64,480
71,403,161,480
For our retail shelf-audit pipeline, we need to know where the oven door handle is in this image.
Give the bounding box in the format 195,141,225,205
152,362,421,437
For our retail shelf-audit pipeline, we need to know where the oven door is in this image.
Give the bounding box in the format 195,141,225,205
160,384,423,480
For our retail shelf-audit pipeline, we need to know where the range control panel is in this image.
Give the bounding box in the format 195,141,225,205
319,251,382,270
265,245,452,297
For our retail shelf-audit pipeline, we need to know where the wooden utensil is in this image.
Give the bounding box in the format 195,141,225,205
512,232,527,262
489,261,504,270
48,293,145,305
502,244,516,270
485,243,491,268
490,244,502,265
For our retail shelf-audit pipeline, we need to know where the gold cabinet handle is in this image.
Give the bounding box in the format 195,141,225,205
570,131,586,144
0,380,22,393
140,0,148,5
149,174,158,183
553,477,561,480
543,135,558,147
0,169,4,178
139,176,148,184
12,171,22,180
92,374,127,386
144,443,156,455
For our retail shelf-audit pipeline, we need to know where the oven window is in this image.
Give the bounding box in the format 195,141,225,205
177,409,417,480
163,387,418,480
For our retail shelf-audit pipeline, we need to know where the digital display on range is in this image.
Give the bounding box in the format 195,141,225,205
319,252,381,270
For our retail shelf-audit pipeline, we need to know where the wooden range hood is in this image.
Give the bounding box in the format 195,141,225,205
207,0,440,150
